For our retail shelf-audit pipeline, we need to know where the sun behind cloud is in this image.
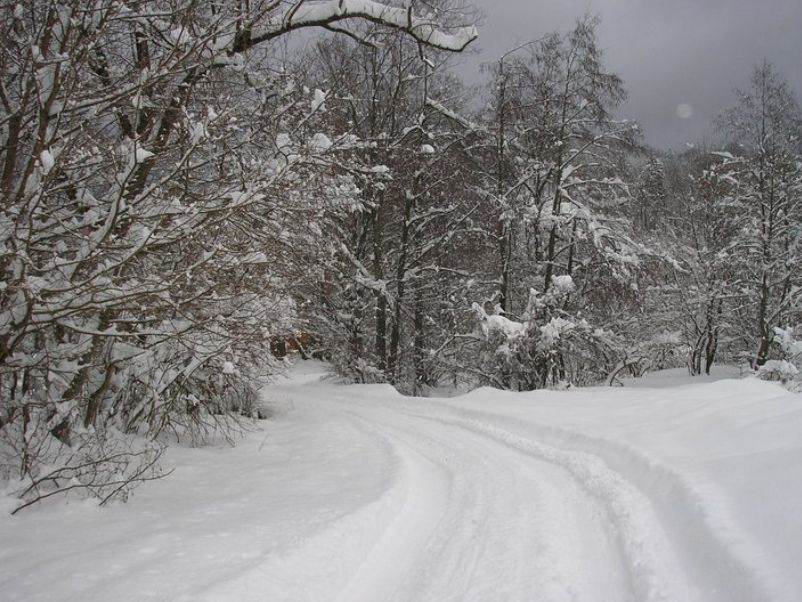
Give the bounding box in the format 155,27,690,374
676,103,694,119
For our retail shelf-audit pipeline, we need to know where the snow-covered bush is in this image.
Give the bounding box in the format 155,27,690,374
1,419,165,515
336,358,387,385
756,360,799,385
472,277,616,390
759,327,802,390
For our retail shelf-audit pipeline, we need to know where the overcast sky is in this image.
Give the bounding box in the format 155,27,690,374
458,0,802,149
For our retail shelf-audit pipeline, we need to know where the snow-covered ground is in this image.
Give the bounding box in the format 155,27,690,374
2,361,801,601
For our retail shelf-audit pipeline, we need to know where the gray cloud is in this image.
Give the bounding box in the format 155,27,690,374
458,0,802,149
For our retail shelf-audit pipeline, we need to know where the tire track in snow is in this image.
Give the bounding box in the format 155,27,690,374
396,404,781,602
268,370,783,602
180,414,420,602
332,413,454,602
336,405,634,602
474,414,788,602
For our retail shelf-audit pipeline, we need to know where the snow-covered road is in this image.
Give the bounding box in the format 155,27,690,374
2,362,801,601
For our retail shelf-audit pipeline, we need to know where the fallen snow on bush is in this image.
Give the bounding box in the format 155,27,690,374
2,361,801,601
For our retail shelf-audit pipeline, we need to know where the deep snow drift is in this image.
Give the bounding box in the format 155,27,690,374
2,362,801,601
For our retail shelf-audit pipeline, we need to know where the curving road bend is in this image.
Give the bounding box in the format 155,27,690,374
254,364,789,602
2,362,798,602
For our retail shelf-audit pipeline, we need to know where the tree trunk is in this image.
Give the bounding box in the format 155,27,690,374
388,189,414,380
543,182,563,293
755,270,771,366
373,203,387,372
412,284,425,394
704,298,722,374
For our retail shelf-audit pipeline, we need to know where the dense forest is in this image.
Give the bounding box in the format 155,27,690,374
1,0,800,513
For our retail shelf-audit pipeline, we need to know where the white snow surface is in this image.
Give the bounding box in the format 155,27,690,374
309,132,333,151
311,89,327,113
2,361,802,601
39,149,55,174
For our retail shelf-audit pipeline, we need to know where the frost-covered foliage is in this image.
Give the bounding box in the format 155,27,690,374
296,17,647,393
0,423,165,515
707,77,802,367
428,18,639,391
0,0,477,512
619,63,802,382
762,327,802,389
296,29,483,393
471,277,616,390
306,34,802,395
632,149,738,376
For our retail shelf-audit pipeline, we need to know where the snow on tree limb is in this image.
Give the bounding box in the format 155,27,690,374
425,97,482,130
249,0,478,52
